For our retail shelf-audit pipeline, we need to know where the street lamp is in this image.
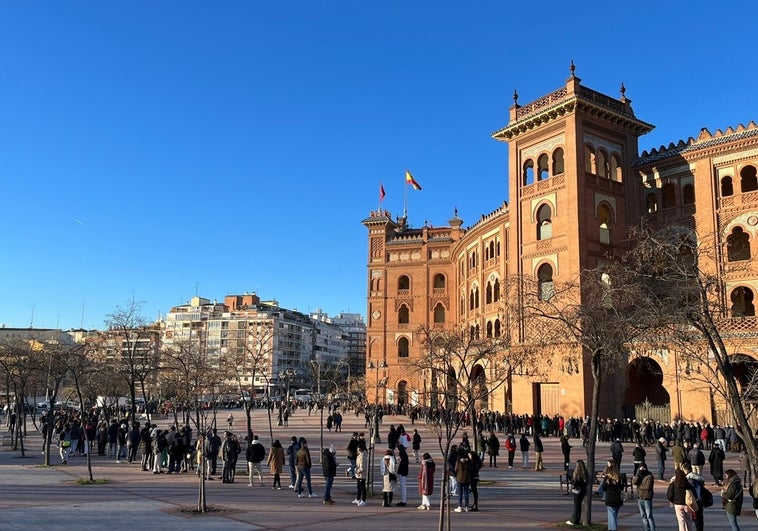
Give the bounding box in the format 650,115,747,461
310,356,324,461
367,359,387,494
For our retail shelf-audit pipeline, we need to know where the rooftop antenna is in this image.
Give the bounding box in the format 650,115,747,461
29,301,35,328
80,298,86,329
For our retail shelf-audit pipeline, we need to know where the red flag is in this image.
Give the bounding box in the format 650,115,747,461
380,183,386,201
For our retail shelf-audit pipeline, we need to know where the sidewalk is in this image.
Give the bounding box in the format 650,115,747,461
0,412,749,530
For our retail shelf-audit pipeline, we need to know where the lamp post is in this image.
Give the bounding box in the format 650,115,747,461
310,356,324,461
367,359,387,494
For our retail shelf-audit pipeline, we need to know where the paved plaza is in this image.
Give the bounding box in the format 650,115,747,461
0,408,751,530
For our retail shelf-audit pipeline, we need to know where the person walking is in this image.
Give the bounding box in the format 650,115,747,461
632,441,647,477
417,451,435,510
566,459,588,527
610,438,624,471
633,462,656,531
266,439,285,489
321,444,338,505
689,443,705,475
353,443,368,507
666,468,696,531
246,434,266,487
345,432,358,478
684,463,709,531
722,469,744,531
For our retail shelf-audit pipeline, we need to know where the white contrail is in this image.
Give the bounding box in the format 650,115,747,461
72,217,84,225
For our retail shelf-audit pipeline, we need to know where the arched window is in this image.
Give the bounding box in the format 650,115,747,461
433,303,446,323
721,176,734,197
433,274,446,289
662,183,676,209
584,145,596,174
398,275,410,290
597,150,608,177
493,279,501,302
727,227,751,261
475,324,480,339
682,184,695,205
460,294,465,315
469,325,476,340
552,147,564,175
523,159,534,186
398,304,409,324
647,193,658,213
474,286,480,309
486,321,493,338
494,319,501,337
469,290,474,311
485,282,493,304
731,286,756,317
537,204,552,240
610,154,623,181
398,337,410,357
538,153,549,181
538,263,554,301
598,204,612,244
740,165,758,193
488,241,495,260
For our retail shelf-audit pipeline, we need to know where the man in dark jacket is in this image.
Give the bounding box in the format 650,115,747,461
689,443,705,475
286,436,300,489
533,434,544,471
321,445,337,505
295,439,315,498
246,434,266,486
633,463,656,531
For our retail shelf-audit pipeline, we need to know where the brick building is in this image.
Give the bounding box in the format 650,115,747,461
364,67,758,423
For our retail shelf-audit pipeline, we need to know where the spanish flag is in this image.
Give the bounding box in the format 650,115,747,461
405,169,422,190
379,183,386,201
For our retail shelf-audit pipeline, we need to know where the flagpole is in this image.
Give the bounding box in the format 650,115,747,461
378,179,383,211
403,179,408,218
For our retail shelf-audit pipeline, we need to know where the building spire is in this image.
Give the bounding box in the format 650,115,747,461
569,59,576,78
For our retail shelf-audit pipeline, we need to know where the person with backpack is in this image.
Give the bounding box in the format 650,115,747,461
246,434,266,486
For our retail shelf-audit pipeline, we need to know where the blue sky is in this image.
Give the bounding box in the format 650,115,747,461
2,2,756,330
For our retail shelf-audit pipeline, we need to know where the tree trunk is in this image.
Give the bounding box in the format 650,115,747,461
582,350,602,526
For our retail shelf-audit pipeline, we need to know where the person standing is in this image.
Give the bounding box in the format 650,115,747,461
505,433,517,469
246,434,266,487
395,444,409,506
748,476,758,520
468,449,482,511
708,443,726,486
447,444,459,497
295,439,316,498
221,431,236,483
722,469,744,531
560,434,571,472
566,459,588,527
603,465,625,531
417,452,435,510
266,439,285,489
412,429,422,463
633,463,656,531
684,463,708,531
632,442,647,477
655,437,668,480
345,432,358,478
519,433,531,469
666,468,697,531
487,431,500,467
453,448,472,513
286,436,300,489
354,443,368,507
689,443,705,475
533,433,544,471
227,412,234,431
610,438,624,471
381,449,397,507
321,444,338,505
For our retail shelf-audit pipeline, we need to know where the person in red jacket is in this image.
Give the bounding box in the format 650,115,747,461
504,433,517,469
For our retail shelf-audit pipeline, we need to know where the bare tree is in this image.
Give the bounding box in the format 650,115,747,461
162,336,225,513
414,324,510,531
626,224,758,477
102,300,160,424
520,265,656,526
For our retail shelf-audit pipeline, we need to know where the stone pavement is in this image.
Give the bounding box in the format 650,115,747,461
0,410,751,530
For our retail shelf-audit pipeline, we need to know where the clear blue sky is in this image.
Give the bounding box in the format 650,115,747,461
2,2,756,330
